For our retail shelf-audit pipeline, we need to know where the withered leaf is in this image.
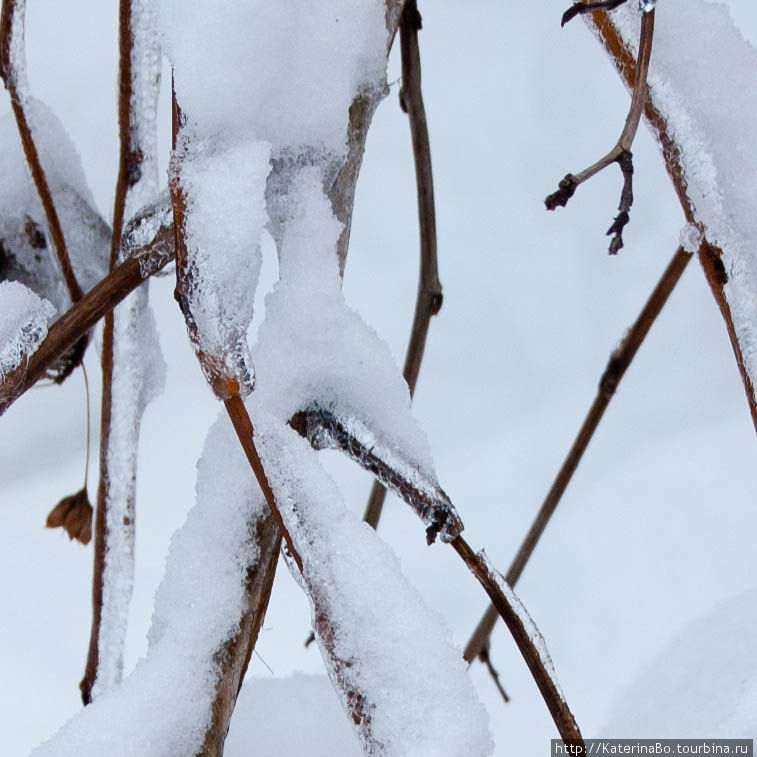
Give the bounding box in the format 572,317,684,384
46,488,93,545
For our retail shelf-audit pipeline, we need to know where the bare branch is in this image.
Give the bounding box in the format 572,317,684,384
452,537,584,748
546,8,655,254
225,396,303,574
0,0,84,302
364,0,442,530
463,244,693,665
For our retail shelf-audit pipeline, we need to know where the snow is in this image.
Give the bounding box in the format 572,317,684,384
160,0,388,157
602,587,757,739
0,102,109,310
172,140,270,396
225,674,362,757
123,0,162,223
91,0,166,699
33,413,271,756
250,410,493,756
0,280,55,383
679,223,702,255
606,0,757,396
254,168,437,480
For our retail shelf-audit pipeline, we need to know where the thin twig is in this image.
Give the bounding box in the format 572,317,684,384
0,0,84,302
462,244,693,665
546,8,655,254
224,395,303,574
452,536,584,747
479,647,510,703
81,362,91,489
364,0,442,530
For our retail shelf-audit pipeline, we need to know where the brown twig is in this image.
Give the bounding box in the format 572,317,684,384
462,244,693,665
452,537,584,747
479,647,510,704
0,0,84,302
363,0,442,530
224,396,303,574
587,10,757,432
546,8,655,254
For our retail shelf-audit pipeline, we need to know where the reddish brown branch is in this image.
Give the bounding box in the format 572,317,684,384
364,0,442,531
463,244,693,665
0,0,84,302
224,396,303,574
452,537,584,747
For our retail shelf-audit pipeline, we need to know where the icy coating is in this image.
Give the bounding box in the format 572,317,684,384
251,411,493,756
174,140,271,395
32,415,271,757
0,281,55,383
479,551,566,703
160,0,388,156
91,0,166,701
606,0,757,394
0,103,109,311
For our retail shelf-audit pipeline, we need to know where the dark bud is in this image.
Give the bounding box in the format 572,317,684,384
46,487,93,545
545,175,577,210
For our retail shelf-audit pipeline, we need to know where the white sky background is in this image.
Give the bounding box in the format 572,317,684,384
1,0,756,754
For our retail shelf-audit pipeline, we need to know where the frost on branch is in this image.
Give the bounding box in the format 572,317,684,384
170,140,270,397
603,0,757,397
250,411,492,756
163,0,389,397
0,103,109,312
256,169,462,543
87,0,167,701
33,415,278,757
0,279,54,391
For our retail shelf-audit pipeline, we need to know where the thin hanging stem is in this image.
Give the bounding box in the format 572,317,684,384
82,362,91,489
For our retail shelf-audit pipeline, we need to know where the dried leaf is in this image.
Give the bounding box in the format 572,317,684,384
46,487,93,545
